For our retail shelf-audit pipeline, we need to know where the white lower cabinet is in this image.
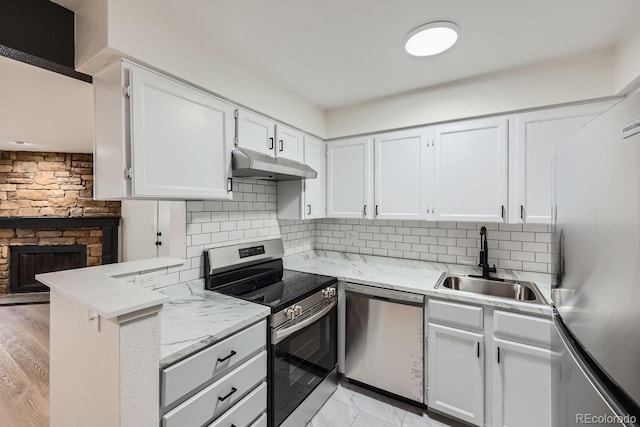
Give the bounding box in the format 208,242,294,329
160,320,267,427
209,382,267,427
428,301,554,427
120,200,186,261
428,323,485,426
493,338,553,427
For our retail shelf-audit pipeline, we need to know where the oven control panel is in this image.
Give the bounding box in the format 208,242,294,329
238,245,266,259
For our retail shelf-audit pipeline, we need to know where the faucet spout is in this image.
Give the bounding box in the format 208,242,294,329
478,226,497,279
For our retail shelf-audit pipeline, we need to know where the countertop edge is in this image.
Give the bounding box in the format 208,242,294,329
37,257,186,319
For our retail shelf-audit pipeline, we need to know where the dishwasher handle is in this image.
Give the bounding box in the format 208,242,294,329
346,282,424,305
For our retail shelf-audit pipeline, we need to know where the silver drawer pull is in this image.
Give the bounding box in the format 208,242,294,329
218,387,237,402
217,350,236,363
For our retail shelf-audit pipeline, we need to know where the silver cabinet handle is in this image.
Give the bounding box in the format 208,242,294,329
269,137,274,150
279,139,284,152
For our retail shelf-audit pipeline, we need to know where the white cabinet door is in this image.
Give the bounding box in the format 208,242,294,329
493,338,556,427
275,124,304,162
236,109,276,156
374,128,432,220
428,323,484,426
510,102,615,224
275,135,326,220
327,137,374,219
303,136,326,219
120,200,186,261
129,65,233,199
434,118,508,222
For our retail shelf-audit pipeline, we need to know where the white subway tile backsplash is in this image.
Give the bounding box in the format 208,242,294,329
511,232,536,242
523,242,548,252
184,178,553,279
511,251,535,262
499,240,522,251
499,259,523,270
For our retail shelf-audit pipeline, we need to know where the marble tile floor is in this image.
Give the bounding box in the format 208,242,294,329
307,381,466,427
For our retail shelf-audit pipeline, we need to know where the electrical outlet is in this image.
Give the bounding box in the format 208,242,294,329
346,231,358,246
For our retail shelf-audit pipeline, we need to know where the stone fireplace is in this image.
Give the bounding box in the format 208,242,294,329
0,151,121,295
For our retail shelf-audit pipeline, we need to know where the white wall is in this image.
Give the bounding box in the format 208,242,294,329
72,0,326,138
614,25,640,94
325,49,615,138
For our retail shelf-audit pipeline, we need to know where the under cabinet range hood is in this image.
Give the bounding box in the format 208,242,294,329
231,148,317,181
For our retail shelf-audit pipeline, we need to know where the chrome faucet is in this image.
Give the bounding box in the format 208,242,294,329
478,226,497,279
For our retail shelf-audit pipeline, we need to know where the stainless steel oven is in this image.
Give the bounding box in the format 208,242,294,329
205,239,338,427
270,285,337,427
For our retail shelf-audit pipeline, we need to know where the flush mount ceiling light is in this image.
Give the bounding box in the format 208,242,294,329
404,21,459,57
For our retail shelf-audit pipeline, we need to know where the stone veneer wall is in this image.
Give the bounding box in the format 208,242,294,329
0,151,120,217
0,151,121,293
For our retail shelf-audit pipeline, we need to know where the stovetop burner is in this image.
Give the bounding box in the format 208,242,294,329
203,239,337,311
207,260,336,311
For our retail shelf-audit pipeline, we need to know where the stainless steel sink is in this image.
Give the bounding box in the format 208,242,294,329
435,274,545,304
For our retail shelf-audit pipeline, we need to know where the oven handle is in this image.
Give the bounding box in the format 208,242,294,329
272,299,336,345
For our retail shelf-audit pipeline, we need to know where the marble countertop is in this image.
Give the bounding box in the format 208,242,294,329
36,257,187,319
158,279,270,368
284,251,553,316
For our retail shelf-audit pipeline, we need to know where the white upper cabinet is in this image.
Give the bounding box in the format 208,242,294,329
94,60,234,200
327,137,374,219
277,135,326,220
373,128,433,220
275,124,304,163
509,101,616,224
236,110,304,163
434,118,508,223
302,136,326,219
235,109,276,156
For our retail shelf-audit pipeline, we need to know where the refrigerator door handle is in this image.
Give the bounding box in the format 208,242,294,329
553,311,633,421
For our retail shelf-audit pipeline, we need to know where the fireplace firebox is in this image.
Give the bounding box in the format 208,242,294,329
10,245,87,293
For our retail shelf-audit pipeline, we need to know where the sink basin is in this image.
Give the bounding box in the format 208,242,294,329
435,274,544,304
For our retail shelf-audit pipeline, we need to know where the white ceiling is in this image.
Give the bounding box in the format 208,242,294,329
153,0,640,109
5,0,640,153
0,55,93,153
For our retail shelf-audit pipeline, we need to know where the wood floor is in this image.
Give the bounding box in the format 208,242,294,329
0,304,50,427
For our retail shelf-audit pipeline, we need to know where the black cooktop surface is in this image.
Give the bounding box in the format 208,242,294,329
208,259,337,311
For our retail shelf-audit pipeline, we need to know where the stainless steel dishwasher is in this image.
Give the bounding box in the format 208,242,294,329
345,282,425,403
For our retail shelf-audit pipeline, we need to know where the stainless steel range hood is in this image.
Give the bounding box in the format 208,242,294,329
231,148,317,181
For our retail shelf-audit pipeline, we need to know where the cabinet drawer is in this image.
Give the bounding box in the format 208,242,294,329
428,299,483,331
493,310,551,346
162,351,267,427
161,320,266,408
209,382,266,427
250,413,267,427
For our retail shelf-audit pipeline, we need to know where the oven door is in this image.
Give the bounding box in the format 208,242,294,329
270,299,337,427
